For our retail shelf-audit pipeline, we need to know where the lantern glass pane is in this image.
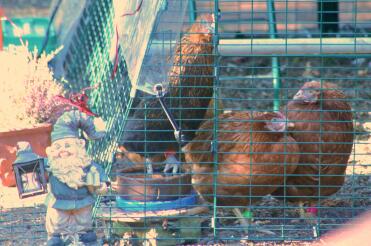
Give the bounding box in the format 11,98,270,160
14,159,47,198
20,167,42,193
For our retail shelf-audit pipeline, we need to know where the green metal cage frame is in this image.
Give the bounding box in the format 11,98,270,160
1,0,369,245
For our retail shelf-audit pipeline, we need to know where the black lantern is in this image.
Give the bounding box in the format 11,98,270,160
13,142,48,199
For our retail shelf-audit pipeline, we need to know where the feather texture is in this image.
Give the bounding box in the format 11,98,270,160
120,14,215,158
184,111,299,206
273,81,354,203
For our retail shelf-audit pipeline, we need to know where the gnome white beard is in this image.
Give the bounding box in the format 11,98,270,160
48,150,92,190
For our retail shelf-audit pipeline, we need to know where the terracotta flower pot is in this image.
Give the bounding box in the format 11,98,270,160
0,123,52,187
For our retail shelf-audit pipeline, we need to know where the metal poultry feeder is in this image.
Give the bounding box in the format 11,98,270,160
116,166,192,202
99,167,206,245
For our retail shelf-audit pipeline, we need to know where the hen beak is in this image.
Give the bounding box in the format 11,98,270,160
293,90,304,100
205,22,215,33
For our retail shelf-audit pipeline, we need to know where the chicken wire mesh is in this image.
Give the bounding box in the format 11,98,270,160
1,0,370,245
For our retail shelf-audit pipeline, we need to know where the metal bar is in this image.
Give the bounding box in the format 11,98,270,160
218,37,371,55
154,84,184,145
188,0,197,23
92,96,134,219
151,37,371,55
266,0,281,111
157,96,180,134
212,0,220,240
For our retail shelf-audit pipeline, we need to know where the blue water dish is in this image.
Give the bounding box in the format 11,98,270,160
116,193,197,212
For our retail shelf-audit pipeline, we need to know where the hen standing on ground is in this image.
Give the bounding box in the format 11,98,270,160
272,81,354,219
119,14,215,173
183,111,299,235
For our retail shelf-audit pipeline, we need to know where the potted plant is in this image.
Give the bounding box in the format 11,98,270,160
0,44,65,187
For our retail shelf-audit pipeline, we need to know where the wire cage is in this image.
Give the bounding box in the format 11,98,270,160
1,0,370,245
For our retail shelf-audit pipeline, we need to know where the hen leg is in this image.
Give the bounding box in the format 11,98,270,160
172,164,179,174
163,162,179,175
299,201,318,223
163,164,179,176
145,158,153,174
163,154,181,176
232,208,250,234
299,201,319,237
232,208,275,236
298,201,306,219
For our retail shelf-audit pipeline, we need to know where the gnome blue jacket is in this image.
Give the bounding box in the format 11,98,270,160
44,160,108,210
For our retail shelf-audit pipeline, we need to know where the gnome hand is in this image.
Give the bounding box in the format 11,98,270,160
86,166,108,195
94,182,108,195
87,182,108,195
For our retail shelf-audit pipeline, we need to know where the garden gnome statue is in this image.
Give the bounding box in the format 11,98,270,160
44,110,108,246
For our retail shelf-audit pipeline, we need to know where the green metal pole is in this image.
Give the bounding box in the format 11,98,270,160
266,0,281,111
92,97,134,219
212,0,219,240
153,37,371,55
189,0,197,23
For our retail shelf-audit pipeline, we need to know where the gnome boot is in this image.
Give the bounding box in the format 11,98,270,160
79,230,97,245
47,234,64,246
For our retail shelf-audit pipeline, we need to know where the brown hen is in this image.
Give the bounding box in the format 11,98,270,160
272,81,354,218
183,111,299,234
119,14,215,173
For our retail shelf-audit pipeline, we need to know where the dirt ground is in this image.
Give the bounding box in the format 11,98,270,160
0,59,369,245
0,1,370,245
